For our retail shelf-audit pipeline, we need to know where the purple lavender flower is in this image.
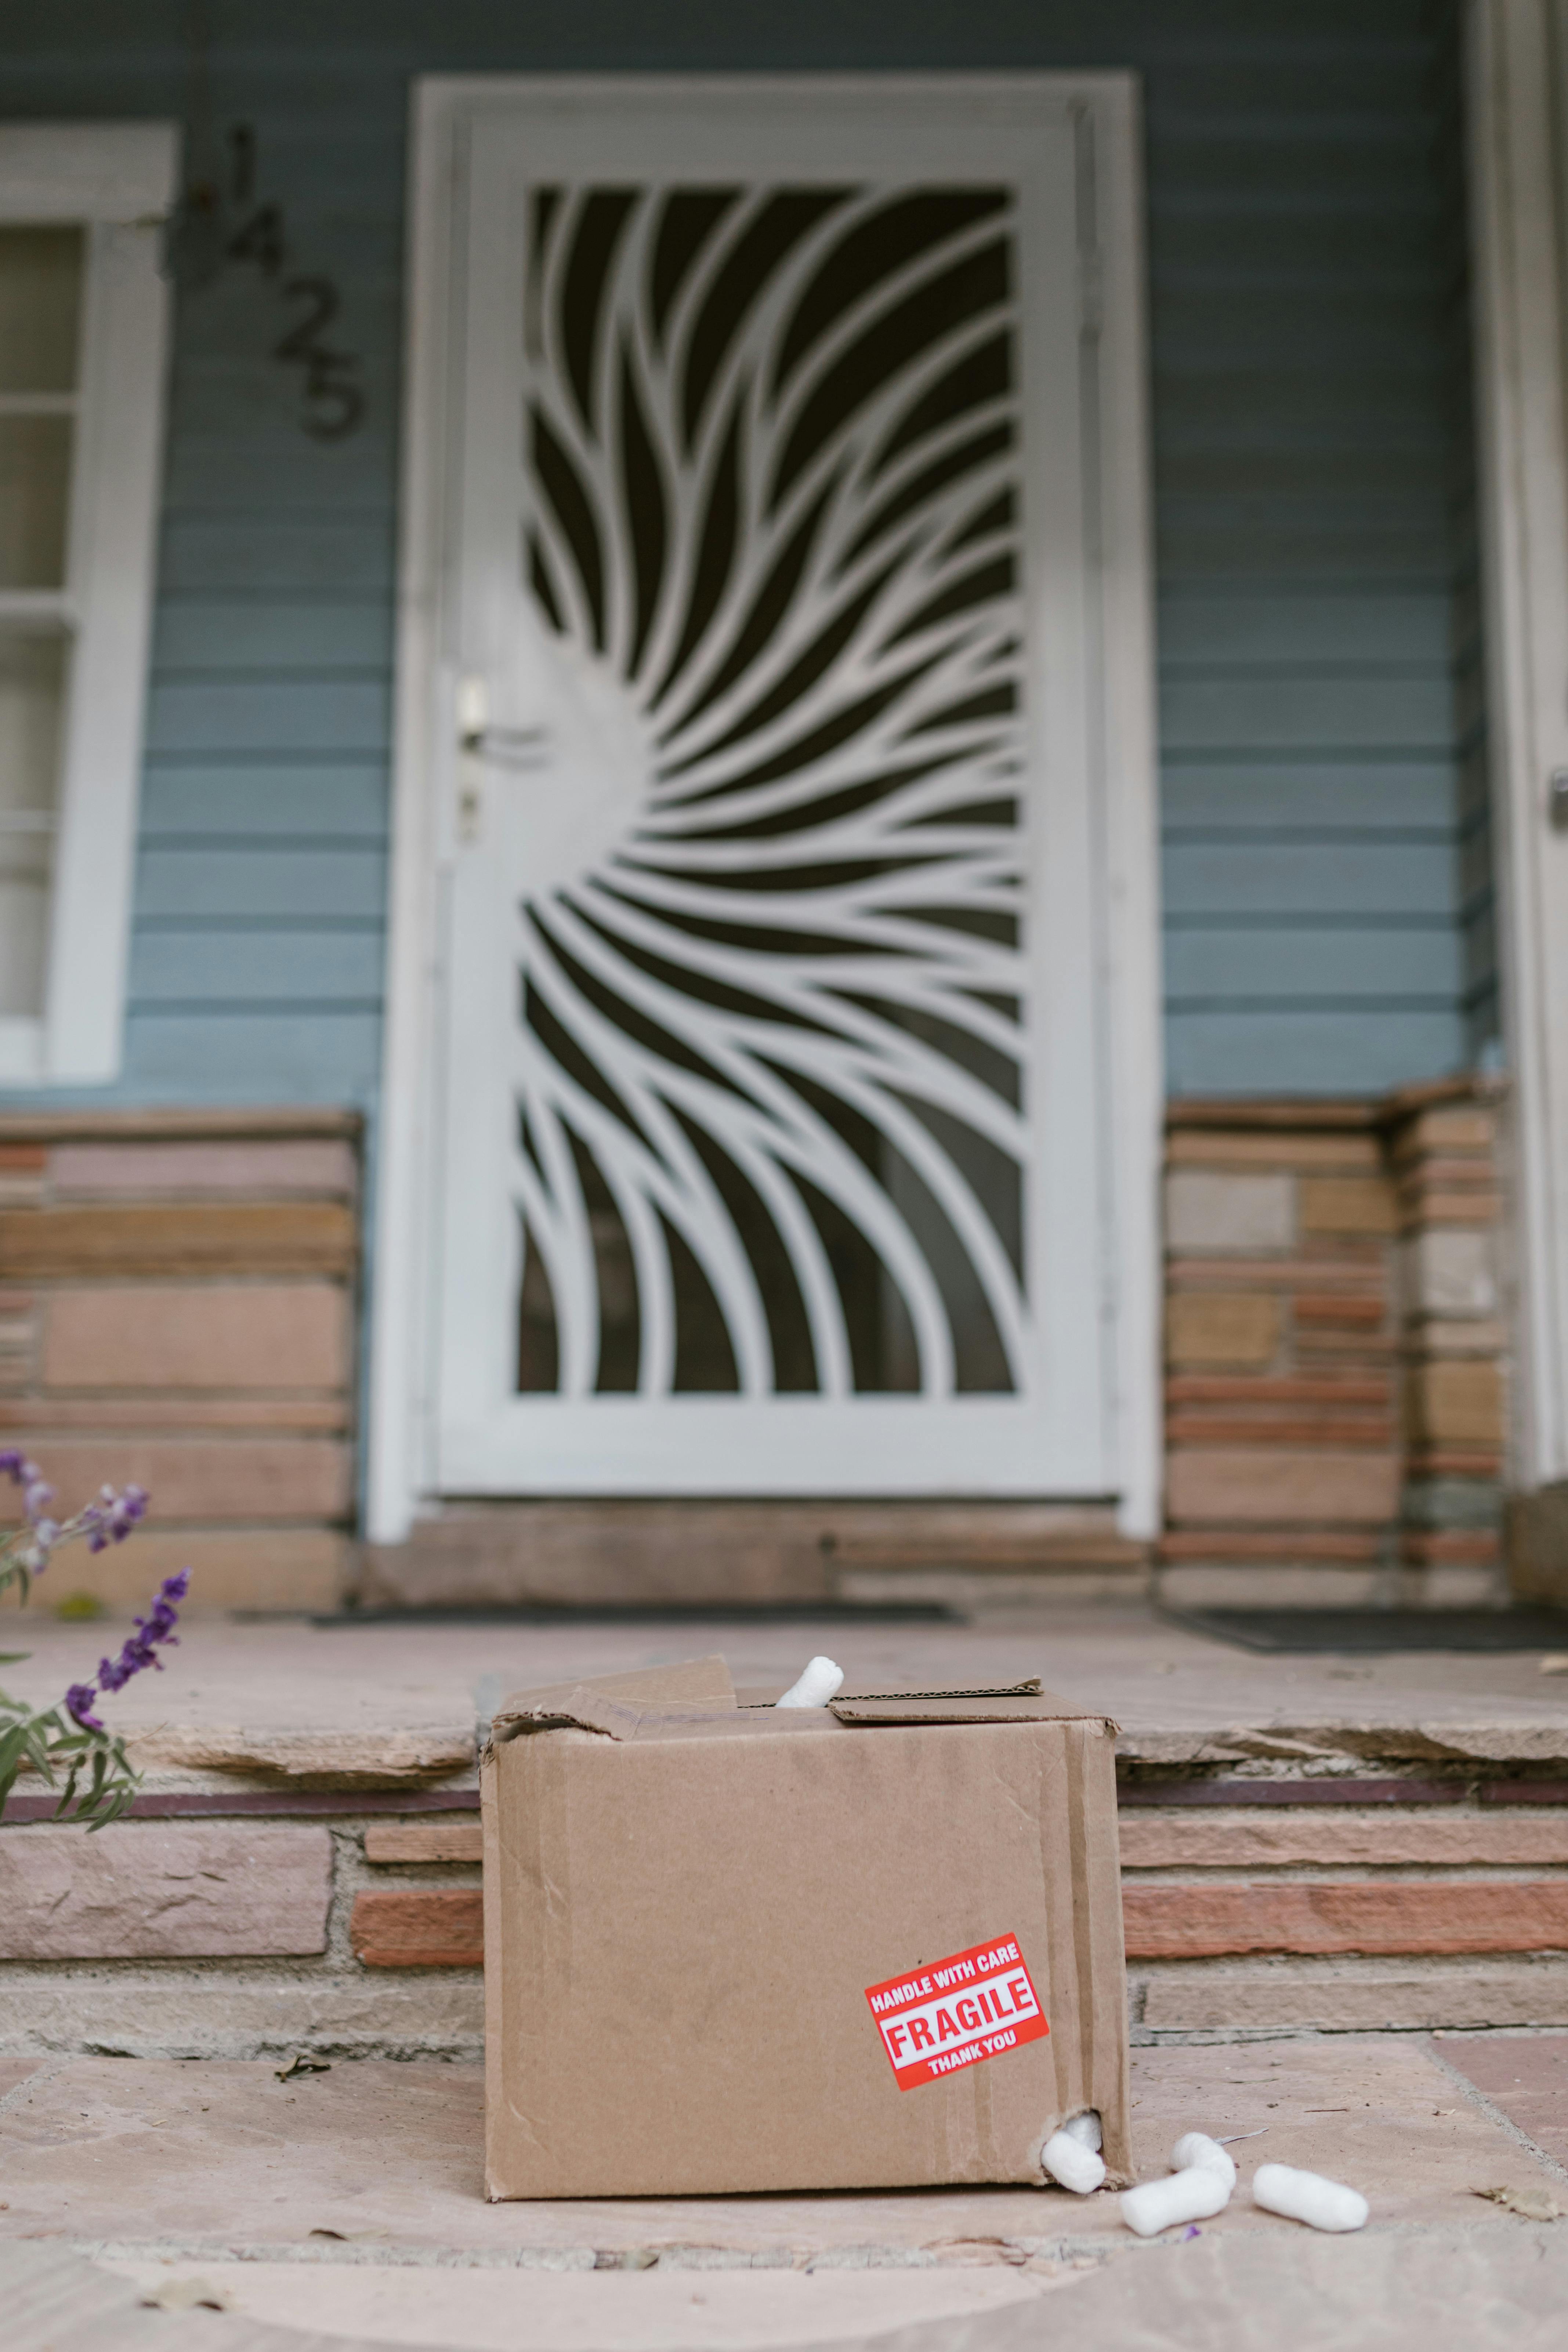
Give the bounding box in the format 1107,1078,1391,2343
64,1682,105,1733
4,1461,151,1579
58,1569,189,1740
81,1482,149,1553
96,1570,189,1693
3,1466,191,1828
2,1454,47,1517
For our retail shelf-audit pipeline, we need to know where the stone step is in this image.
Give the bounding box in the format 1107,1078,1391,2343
4,1604,1568,2051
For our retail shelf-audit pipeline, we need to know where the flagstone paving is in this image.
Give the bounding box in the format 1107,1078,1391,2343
3,2026,1566,2346
2,2033,1562,2259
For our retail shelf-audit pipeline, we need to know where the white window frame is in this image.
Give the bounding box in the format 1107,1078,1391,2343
367,73,1163,1545
0,123,175,1086
1467,3,1568,1487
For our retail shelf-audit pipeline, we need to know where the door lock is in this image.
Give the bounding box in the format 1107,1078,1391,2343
1551,769,1568,831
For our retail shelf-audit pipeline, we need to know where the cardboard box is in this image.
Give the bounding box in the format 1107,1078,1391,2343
482,1653,1130,2200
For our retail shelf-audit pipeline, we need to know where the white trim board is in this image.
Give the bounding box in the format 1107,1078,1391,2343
367,74,1163,1541
1467,2,1568,1486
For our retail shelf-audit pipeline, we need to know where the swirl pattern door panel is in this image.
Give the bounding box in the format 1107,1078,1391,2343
436,90,1116,1493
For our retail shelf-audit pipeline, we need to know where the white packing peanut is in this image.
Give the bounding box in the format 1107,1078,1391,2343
1064,2111,1103,2153
1120,2164,1233,2238
1041,2129,1105,2196
1171,2132,1237,2190
1251,2162,1368,2233
775,1656,846,1708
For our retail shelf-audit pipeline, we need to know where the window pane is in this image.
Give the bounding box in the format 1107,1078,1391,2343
0,227,83,393
0,632,66,1017
0,415,73,588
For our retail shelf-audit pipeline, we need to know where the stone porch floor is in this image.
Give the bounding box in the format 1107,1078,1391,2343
4,2031,1567,2349
5,1598,1568,1771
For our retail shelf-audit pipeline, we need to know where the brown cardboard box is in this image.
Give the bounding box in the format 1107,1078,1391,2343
482,1654,1130,2200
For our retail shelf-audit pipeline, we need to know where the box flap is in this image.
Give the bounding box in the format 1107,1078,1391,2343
830,1689,1117,1730
736,1676,1044,1708
845,1677,1045,1701
490,1657,1111,1743
492,1653,735,1740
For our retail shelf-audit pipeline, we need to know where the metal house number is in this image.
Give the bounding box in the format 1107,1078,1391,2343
224,124,365,442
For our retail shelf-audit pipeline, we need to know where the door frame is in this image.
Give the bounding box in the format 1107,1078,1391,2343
1467,1,1568,1491
366,73,1164,1545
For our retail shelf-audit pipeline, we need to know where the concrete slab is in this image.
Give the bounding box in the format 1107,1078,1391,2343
1008,2227,1568,2352
14,2229,1568,2352
2,2037,1562,2264
96,2259,1072,2350
0,2055,46,2100
1118,2034,1568,2229
6,1605,1568,1784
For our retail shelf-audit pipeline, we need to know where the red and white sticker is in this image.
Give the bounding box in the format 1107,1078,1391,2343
864,1934,1049,2090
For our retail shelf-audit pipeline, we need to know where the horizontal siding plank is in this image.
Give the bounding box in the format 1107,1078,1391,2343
1150,286,1446,355
1157,594,1449,666
1157,500,1453,578
152,601,392,674
1164,840,1457,918
1156,446,1447,499
158,514,394,595
122,1014,383,1103
170,266,401,346
168,361,398,446
1145,132,1437,205
1160,673,1452,753
1163,925,1461,1002
144,679,390,759
1167,1010,1464,1098
133,849,387,922
1162,761,1456,831
140,765,388,840
1151,213,1453,277
163,431,397,510
1154,381,1452,441
130,930,384,1003
1143,57,1434,112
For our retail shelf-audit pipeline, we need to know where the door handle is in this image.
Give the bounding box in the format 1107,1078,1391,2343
460,723,552,768
456,676,551,768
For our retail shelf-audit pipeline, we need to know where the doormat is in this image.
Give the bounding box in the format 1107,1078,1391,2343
1163,1607,1568,1654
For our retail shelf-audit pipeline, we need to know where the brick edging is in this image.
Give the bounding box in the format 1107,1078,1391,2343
1,1788,480,1821
11,1773,1568,1821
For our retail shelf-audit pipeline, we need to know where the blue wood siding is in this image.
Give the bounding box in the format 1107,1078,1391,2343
0,0,1483,1105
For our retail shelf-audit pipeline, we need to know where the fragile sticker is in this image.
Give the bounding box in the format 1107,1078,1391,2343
865,1934,1049,2090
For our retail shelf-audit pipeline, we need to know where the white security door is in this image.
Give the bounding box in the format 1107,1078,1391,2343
414,78,1157,1498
